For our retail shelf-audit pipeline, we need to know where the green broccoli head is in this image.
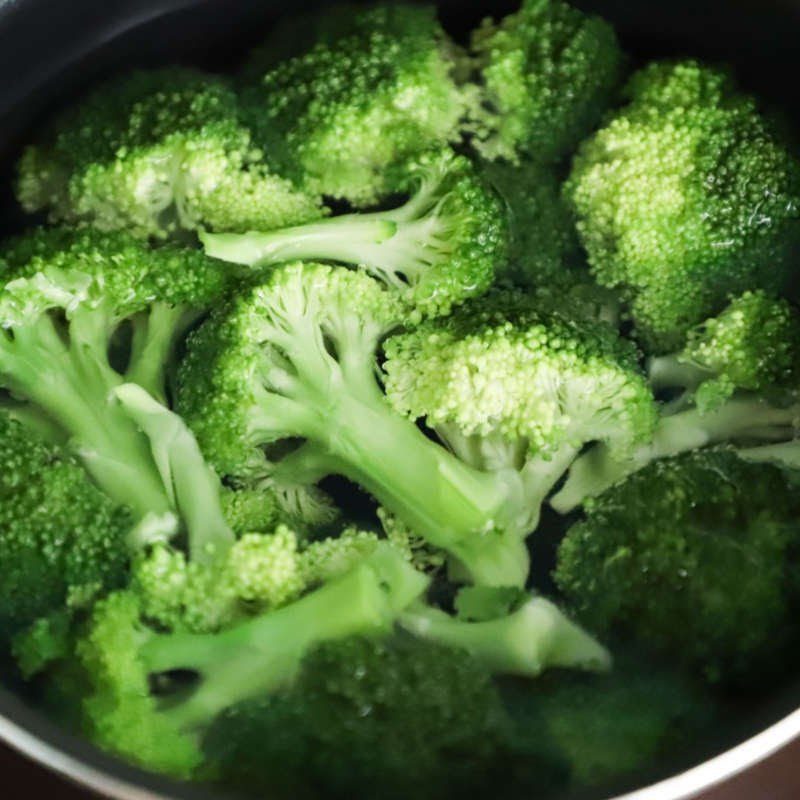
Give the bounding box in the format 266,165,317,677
555,449,800,682
17,68,324,239
132,524,305,634
201,148,509,319
649,290,800,412
203,635,558,800
0,227,231,524
383,290,656,466
566,60,800,352
241,4,470,205
470,0,625,163
0,413,131,642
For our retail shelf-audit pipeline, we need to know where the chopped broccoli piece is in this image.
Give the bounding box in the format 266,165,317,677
648,291,800,413
17,69,324,239
201,149,508,318
565,60,800,351
469,0,625,163
501,654,712,788
384,289,656,534
241,4,470,205
555,451,800,681
0,228,231,533
77,543,428,777
552,293,800,512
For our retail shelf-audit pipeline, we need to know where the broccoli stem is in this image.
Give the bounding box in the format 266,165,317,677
201,214,444,290
315,391,530,586
141,546,429,729
647,354,710,391
126,303,197,404
399,597,611,676
738,440,800,470
551,397,800,513
113,384,235,562
0,315,173,522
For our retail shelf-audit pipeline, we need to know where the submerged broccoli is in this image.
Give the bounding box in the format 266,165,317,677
555,451,800,682
17,69,324,239
201,149,508,318
241,4,470,205
552,292,800,511
204,635,566,800
0,413,130,642
469,0,625,163
566,60,800,351
501,654,711,789
77,544,428,777
0,228,232,532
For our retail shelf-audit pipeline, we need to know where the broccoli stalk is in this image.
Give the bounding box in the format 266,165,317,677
0,228,233,544
551,396,800,513
552,292,800,512
179,262,531,587
399,597,611,677
200,149,508,317
78,544,429,775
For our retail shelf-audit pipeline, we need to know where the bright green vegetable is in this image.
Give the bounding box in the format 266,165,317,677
17,69,324,239
201,149,508,318
469,0,624,163
566,60,800,351
241,4,470,205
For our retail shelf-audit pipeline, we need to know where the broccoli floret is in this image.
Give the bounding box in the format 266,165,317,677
565,60,800,351
201,149,508,318
648,291,800,413
0,227,233,533
500,654,712,788
203,635,565,800
16,69,324,239
384,290,656,532
469,0,625,163
552,294,800,511
480,158,581,288
555,451,800,682
132,525,305,634
76,543,428,777
241,4,470,205
0,413,130,642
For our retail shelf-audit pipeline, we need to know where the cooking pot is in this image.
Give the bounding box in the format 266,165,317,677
0,1,799,797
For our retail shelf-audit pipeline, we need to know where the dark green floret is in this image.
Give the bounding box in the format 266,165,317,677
469,0,625,163
566,59,800,351
555,451,800,682
241,4,471,204
16,69,324,239
480,158,581,288
203,635,565,800
0,413,130,643
501,655,712,789
201,149,508,318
